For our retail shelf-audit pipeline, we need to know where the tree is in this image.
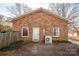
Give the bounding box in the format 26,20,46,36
0,15,4,32
0,15,12,32
7,3,32,17
49,3,79,26
49,3,79,35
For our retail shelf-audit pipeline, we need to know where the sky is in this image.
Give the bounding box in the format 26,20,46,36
0,3,49,17
0,3,14,17
0,0,79,17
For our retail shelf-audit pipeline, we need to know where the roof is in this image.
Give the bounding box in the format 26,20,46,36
12,7,69,23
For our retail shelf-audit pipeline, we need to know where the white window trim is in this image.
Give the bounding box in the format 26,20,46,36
53,27,60,37
21,27,29,37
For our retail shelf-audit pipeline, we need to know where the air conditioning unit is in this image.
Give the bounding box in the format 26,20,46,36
45,36,52,44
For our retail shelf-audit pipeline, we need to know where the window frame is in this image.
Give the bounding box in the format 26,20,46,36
53,27,60,37
21,27,29,37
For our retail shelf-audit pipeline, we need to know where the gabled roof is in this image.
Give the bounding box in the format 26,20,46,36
12,7,69,23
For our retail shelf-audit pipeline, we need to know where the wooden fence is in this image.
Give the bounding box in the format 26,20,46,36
0,31,19,49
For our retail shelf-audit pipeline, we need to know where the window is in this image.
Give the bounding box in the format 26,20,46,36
53,27,60,37
21,27,29,37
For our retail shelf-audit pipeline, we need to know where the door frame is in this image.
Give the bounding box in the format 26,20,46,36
32,27,40,42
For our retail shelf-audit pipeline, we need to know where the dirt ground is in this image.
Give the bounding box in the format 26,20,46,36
0,43,79,56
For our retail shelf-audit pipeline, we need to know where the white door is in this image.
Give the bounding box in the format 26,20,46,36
33,27,39,42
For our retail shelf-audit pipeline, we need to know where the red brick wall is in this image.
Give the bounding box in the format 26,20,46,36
12,12,68,41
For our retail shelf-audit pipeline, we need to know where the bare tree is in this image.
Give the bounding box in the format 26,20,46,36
49,3,79,34
0,15,4,32
7,3,32,17
0,15,4,20
49,3,79,26
49,3,79,36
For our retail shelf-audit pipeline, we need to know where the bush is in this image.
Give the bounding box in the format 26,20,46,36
1,25,12,32
0,40,24,51
53,40,70,43
58,40,69,43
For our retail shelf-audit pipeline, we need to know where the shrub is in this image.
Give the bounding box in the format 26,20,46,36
53,40,69,43
58,40,69,43
0,40,24,51
1,25,12,32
